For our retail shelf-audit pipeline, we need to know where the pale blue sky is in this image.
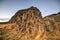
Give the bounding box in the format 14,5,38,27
0,0,60,18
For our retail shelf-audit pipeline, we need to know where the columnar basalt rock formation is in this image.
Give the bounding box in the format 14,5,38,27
0,6,60,40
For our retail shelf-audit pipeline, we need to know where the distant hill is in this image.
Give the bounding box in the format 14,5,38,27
0,18,9,22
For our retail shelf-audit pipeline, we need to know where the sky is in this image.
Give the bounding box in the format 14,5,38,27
0,0,60,19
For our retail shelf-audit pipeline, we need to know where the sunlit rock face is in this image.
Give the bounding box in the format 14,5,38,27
44,12,60,40
0,6,47,40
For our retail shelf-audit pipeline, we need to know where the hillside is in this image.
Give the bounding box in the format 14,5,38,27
0,6,60,40
44,12,60,40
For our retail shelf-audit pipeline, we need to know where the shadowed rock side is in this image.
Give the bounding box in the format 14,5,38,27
44,12,60,40
0,6,47,40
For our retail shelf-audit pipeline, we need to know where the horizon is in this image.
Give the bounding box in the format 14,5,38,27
0,0,60,18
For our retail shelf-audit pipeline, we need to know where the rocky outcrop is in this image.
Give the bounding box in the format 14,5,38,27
0,6,60,40
0,6,47,40
9,6,42,23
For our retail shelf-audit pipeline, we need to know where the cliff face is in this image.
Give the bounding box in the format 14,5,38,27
9,7,46,34
0,6,60,40
9,6,42,23
44,12,60,40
